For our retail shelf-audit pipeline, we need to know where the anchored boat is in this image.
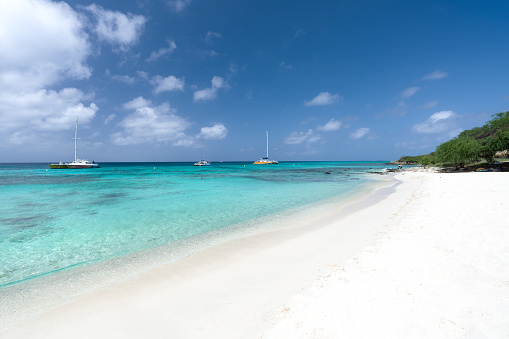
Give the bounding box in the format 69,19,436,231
253,131,278,164
194,137,211,166
49,117,99,169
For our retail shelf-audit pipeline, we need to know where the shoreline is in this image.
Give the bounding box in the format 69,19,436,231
0,173,395,335
4,171,507,337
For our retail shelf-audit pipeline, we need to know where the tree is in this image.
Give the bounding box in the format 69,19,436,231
403,111,509,166
435,137,481,165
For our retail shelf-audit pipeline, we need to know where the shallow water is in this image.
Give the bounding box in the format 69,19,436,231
0,161,392,287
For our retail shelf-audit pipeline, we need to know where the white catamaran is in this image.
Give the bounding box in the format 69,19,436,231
194,137,210,166
253,131,278,164
49,117,99,169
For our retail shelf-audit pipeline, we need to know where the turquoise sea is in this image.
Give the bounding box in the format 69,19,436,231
0,161,393,288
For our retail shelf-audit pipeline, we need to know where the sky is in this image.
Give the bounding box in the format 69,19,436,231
1,0,508,162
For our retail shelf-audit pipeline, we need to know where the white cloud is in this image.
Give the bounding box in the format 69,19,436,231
0,0,91,91
136,71,150,81
205,31,222,43
307,134,322,143
305,92,342,106
152,75,185,94
284,129,321,144
412,110,458,134
0,0,100,147
422,70,448,80
110,73,136,85
193,76,225,102
113,97,191,145
317,118,342,132
104,114,115,124
147,39,177,62
85,4,146,50
401,86,419,98
123,96,152,110
0,88,98,139
227,63,239,79
167,0,191,13
200,124,228,139
350,127,370,139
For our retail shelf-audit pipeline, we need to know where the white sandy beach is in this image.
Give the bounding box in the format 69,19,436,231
2,171,508,338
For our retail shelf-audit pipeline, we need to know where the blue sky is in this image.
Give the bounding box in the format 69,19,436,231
1,0,508,162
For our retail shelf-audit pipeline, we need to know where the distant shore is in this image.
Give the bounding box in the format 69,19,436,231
2,171,508,338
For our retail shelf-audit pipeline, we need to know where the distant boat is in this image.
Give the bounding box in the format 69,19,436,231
49,117,99,169
194,137,210,166
253,131,278,164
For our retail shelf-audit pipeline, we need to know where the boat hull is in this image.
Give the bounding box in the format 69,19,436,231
67,164,100,169
50,162,100,169
253,160,278,164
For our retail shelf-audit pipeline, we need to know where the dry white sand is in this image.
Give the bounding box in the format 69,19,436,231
264,172,509,338
2,172,508,338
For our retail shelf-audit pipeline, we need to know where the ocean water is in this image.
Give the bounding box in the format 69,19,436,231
0,161,392,288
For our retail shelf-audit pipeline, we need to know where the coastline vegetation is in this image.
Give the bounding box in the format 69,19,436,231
397,111,509,167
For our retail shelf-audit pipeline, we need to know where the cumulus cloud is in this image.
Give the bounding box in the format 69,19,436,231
0,0,99,147
305,92,342,106
0,88,97,133
401,86,419,98
422,70,448,80
85,4,146,50
147,39,177,62
193,76,225,102
167,0,191,13
152,75,185,94
317,118,342,132
0,0,91,91
350,127,370,139
123,96,152,110
200,124,228,139
113,97,191,145
284,129,321,144
412,110,458,134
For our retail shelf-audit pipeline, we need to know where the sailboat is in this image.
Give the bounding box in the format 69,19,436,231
49,117,99,169
253,131,278,164
194,136,210,166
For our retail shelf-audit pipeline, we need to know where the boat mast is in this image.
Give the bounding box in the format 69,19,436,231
73,117,80,162
266,131,269,159
200,136,203,162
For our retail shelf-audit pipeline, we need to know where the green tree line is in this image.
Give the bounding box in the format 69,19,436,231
399,111,509,166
